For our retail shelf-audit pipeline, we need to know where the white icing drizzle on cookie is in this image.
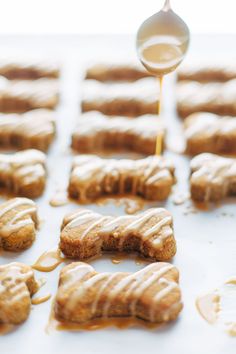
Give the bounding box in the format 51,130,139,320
0,109,55,138
59,262,179,322
70,155,174,203
73,111,163,142
0,198,37,237
64,208,173,252
0,262,35,323
185,112,236,139
190,153,236,201
178,79,236,116
0,149,46,194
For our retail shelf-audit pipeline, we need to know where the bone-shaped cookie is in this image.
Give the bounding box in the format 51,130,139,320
68,155,175,203
190,153,236,202
71,112,164,155
0,149,46,198
0,198,38,251
55,262,182,324
82,77,158,117
0,76,58,113
184,112,236,155
177,79,236,118
0,109,56,152
85,62,152,82
0,262,38,324
60,208,176,261
0,59,59,80
178,61,236,82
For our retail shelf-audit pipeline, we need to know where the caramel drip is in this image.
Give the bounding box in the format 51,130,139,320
155,75,163,156
65,208,172,251
0,198,37,237
32,248,64,272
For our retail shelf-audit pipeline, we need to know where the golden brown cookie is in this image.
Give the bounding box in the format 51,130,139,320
0,76,59,113
178,62,236,82
0,198,38,251
184,112,236,155
71,112,164,155
81,77,158,117
177,80,236,118
0,109,56,152
55,262,183,324
0,149,46,198
85,62,152,82
190,153,236,202
0,262,38,325
60,208,176,261
68,155,175,203
0,59,59,80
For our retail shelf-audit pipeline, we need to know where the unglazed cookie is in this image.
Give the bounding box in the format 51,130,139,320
81,77,158,117
0,262,38,324
60,208,176,261
0,76,59,113
85,62,152,82
68,155,175,202
0,109,56,152
178,62,236,82
184,112,236,155
0,59,59,80
177,79,236,118
71,112,164,155
55,262,182,324
0,198,38,251
0,149,46,198
190,153,236,202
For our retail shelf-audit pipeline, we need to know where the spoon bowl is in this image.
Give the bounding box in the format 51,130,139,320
136,0,190,76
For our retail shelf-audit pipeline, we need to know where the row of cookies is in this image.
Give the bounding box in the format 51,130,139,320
0,196,181,326
0,59,60,153
0,147,232,203
79,62,236,157
177,61,236,155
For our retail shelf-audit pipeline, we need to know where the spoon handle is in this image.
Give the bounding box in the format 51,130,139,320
163,0,171,11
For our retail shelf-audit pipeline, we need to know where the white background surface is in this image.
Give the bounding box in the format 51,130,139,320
0,34,236,354
1,0,236,35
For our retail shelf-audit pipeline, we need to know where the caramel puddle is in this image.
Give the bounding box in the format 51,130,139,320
32,294,51,305
196,292,220,324
49,190,68,207
96,195,145,215
196,277,236,336
47,302,162,333
32,248,65,272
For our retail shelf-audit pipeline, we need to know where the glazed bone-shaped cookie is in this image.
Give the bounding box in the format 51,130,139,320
85,62,152,82
0,198,38,251
0,76,58,113
0,262,38,324
82,77,158,117
190,153,236,202
177,79,236,118
0,149,46,198
60,208,176,261
184,112,236,155
55,262,182,324
0,59,59,80
0,109,56,152
68,155,175,202
71,112,164,155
